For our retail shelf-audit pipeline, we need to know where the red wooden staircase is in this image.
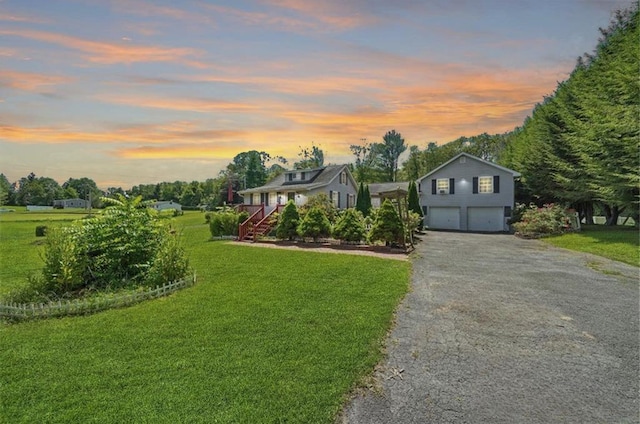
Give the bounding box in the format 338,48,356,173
237,204,284,242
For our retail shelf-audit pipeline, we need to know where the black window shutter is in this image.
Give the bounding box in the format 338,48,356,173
431,179,437,195
338,192,341,208
493,175,500,193
449,178,455,194
472,177,478,194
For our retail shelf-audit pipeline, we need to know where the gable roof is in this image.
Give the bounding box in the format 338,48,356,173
238,164,355,194
416,152,521,182
368,182,410,196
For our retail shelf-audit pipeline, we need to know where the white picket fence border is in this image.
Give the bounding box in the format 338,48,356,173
0,273,196,322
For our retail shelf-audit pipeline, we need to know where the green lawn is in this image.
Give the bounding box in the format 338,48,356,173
544,225,639,266
0,211,410,423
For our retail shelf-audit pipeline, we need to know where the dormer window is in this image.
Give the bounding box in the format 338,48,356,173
340,171,347,185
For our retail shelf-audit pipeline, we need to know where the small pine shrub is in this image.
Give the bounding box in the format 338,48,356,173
299,193,337,223
298,206,331,242
276,201,300,240
332,209,366,243
369,199,404,246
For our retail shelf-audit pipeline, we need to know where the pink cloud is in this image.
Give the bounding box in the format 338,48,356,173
0,29,203,65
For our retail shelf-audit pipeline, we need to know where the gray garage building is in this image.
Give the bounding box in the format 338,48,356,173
416,153,521,232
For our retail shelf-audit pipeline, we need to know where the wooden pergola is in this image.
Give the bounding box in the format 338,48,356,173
376,185,414,250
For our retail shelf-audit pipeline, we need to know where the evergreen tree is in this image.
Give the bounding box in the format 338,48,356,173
332,209,366,243
276,200,300,240
369,199,404,246
297,207,331,242
355,182,366,215
407,181,423,217
362,185,372,217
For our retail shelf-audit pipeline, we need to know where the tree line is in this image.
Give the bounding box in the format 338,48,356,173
1,6,635,223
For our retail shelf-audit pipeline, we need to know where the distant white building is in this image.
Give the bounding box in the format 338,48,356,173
53,198,89,209
149,201,182,212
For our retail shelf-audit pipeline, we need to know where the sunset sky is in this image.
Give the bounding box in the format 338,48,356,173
0,0,634,189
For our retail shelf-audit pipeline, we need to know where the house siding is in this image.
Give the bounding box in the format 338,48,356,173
240,165,356,213
418,155,516,231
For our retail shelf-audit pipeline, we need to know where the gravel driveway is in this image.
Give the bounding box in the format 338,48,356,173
340,231,639,423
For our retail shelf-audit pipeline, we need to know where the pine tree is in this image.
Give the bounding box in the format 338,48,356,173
407,181,423,217
276,200,300,240
362,185,372,217
356,182,366,215
369,199,404,246
297,207,331,242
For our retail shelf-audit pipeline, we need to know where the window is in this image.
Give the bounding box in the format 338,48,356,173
301,172,306,181
437,179,449,194
330,190,339,207
288,173,294,182
478,176,493,193
288,192,295,201
340,171,347,185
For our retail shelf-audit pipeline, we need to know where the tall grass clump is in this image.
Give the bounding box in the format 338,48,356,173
7,195,190,303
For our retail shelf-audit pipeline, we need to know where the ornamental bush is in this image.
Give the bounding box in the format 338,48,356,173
298,206,331,242
332,208,366,243
276,200,300,240
209,209,247,237
369,199,404,246
299,193,337,223
512,203,571,237
8,195,191,303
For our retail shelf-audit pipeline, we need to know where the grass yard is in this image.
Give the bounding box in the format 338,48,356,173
544,225,639,266
0,211,410,423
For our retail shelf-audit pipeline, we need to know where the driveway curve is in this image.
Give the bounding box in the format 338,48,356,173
340,231,639,423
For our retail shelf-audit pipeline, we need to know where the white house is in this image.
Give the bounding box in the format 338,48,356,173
416,152,521,232
150,201,182,212
53,198,89,209
238,164,358,213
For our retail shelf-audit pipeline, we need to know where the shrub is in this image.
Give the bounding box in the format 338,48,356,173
369,199,404,246
145,230,190,287
405,211,423,233
276,201,300,240
298,207,331,242
10,194,191,302
299,193,337,223
209,211,240,237
332,209,366,243
512,203,572,237
35,225,47,237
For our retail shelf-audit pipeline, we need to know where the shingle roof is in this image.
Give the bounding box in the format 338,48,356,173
368,182,410,195
239,164,349,194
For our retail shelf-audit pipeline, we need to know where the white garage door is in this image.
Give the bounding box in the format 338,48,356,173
428,207,460,230
467,207,504,232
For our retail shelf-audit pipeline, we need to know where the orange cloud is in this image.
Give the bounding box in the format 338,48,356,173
0,70,72,92
263,0,378,30
114,144,248,159
97,94,260,113
0,29,203,65
0,123,248,145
